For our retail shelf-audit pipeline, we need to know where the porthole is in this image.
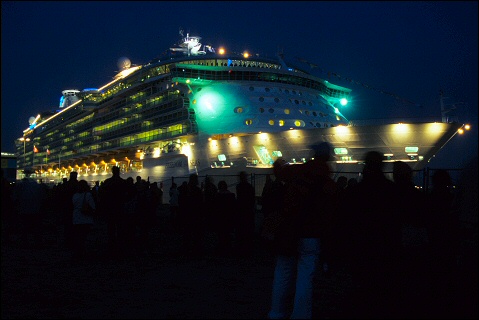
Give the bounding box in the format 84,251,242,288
245,119,253,125
305,110,310,115
316,122,321,127
294,120,304,127
234,107,243,113
268,108,274,113
278,120,285,126
259,97,264,102
192,99,197,104
302,101,306,105
249,86,254,91
259,108,265,113
312,112,317,117
265,88,270,92
269,120,275,125
295,100,299,104
197,88,202,92
284,109,290,114
308,102,313,106
274,98,280,103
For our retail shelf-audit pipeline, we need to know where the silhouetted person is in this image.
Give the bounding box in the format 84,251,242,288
182,174,205,255
169,182,180,228
235,171,256,256
11,167,47,248
123,176,138,255
267,142,339,319
58,171,79,249
212,180,236,255
203,175,218,233
261,174,275,219
392,160,429,317
426,168,460,317
345,151,402,318
99,166,127,259
71,179,95,261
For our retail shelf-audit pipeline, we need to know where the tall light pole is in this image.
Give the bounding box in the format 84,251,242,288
19,137,30,168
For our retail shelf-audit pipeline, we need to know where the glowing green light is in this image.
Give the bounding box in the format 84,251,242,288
334,107,339,114
340,98,348,106
334,147,348,155
405,146,418,153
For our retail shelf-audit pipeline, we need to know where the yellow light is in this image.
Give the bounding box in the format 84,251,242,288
218,48,225,55
458,128,464,134
243,52,250,58
465,124,471,130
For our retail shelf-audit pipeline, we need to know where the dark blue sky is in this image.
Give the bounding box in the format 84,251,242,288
2,1,477,169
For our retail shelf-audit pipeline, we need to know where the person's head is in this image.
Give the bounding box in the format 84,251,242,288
310,142,332,162
218,180,228,191
69,171,78,181
336,176,348,189
363,151,384,175
239,171,248,183
126,177,134,184
393,161,413,184
111,166,120,176
78,179,90,193
273,158,287,179
136,176,142,183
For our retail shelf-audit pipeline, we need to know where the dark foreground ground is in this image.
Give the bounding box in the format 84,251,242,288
2,205,477,319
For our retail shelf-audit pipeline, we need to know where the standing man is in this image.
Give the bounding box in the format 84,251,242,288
235,171,256,256
99,166,127,259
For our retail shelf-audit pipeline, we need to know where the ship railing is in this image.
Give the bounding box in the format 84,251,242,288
348,117,444,126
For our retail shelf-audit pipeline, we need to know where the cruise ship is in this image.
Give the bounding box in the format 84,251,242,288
15,31,465,184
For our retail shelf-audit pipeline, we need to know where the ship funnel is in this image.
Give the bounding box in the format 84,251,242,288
59,89,80,109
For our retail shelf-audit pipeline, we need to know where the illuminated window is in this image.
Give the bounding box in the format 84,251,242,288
279,120,285,126
294,120,304,127
218,154,226,161
245,119,253,125
334,148,348,155
192,99,197,104
234,107,243,113
269,120,275,125
284,109,290,114
405,146,418,153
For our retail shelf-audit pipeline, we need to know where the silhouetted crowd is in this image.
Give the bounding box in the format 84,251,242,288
1,147,477,319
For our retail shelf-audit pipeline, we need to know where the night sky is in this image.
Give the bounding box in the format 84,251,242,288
2,1,477,169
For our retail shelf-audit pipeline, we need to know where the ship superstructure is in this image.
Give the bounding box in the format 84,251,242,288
15,31,465,183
